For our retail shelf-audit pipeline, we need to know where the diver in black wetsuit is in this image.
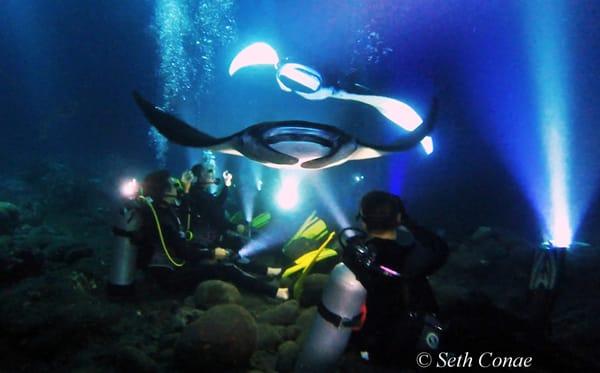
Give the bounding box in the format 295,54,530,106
181,162,282,277
131,170,287,299
344,190,449,369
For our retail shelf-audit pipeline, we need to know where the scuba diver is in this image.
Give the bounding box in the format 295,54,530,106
119,169,288,299
296,190,448,371
181,161,244,247
180,161,282,277
349,191,449,367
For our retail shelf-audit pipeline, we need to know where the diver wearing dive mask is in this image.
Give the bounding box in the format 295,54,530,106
341,190,449,369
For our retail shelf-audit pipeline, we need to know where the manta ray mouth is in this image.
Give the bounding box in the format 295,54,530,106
269,141,331,162
263,126,338,148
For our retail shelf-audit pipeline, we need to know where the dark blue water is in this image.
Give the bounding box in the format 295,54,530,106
1,0,599,242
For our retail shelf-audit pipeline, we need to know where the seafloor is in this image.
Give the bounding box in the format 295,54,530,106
0,161,598,372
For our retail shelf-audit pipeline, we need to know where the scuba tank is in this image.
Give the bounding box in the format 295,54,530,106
107,202,141,296
295,262,367,372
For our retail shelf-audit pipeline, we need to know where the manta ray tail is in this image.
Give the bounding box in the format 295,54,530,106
133,91,229,148
357,98,438,153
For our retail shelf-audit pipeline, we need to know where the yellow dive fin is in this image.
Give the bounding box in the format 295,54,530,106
281,248,338,279
293,232,336,299
282,211,329,256
251,212,271,229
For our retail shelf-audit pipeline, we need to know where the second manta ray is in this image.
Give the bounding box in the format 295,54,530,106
133,92,437,170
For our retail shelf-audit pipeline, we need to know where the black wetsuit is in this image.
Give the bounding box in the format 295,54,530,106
184,183,268,274
132,199,277,296
185,183,235,246
344,224,449,368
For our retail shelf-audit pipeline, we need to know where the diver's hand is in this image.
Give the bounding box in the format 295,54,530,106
181,170,195,193
236,224,246,234
223,171,233,187
214,247,230,260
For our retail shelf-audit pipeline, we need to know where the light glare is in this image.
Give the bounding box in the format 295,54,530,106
276,174,300,210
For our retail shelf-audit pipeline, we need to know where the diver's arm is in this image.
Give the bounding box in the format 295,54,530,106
178,245,216,261
215,183,229,206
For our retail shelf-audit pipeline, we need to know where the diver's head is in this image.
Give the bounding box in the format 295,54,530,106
165,177,183,206
358,190,404,234
142,170,181,206
191,163,216,186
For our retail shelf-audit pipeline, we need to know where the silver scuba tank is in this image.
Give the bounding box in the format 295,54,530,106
295,263,367,372
107,204,140,296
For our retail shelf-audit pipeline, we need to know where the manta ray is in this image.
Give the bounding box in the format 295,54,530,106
133,92,437,170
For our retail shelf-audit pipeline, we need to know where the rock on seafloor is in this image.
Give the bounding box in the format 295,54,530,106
175,304,257,371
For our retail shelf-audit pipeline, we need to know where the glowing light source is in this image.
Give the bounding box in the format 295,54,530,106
352,174,365,184
544,127,572,247
525,0,575,248
229,42,279,76
421,136,434,155
120,178,139,200
275,173,300,210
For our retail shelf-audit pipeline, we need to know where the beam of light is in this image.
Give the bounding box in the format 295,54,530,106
309,174,352,228
276,172,301,210
238,222,288,258
229,42,279,76
239,162,262,223
526,0,574,247
545,127,571,247
240,182,256,223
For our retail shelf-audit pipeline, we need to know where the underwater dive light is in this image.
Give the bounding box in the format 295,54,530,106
120,178,139,200
352,173,365,184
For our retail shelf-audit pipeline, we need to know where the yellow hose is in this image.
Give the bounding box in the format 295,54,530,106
140,197,185,268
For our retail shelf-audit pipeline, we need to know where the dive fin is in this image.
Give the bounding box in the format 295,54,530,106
133,91,231,148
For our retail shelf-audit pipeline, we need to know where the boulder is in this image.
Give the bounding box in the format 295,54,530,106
257,300,300,326
113,345,159,373
171,306,204,330
276,341,300,372
256,323,284,352
193,280,241,309
0,249,44,285
175,304,257,371
0,202,20,235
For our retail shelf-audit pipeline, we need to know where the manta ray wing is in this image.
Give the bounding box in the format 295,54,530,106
353,98,438,157
133,92,231,148
133,92,297,165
